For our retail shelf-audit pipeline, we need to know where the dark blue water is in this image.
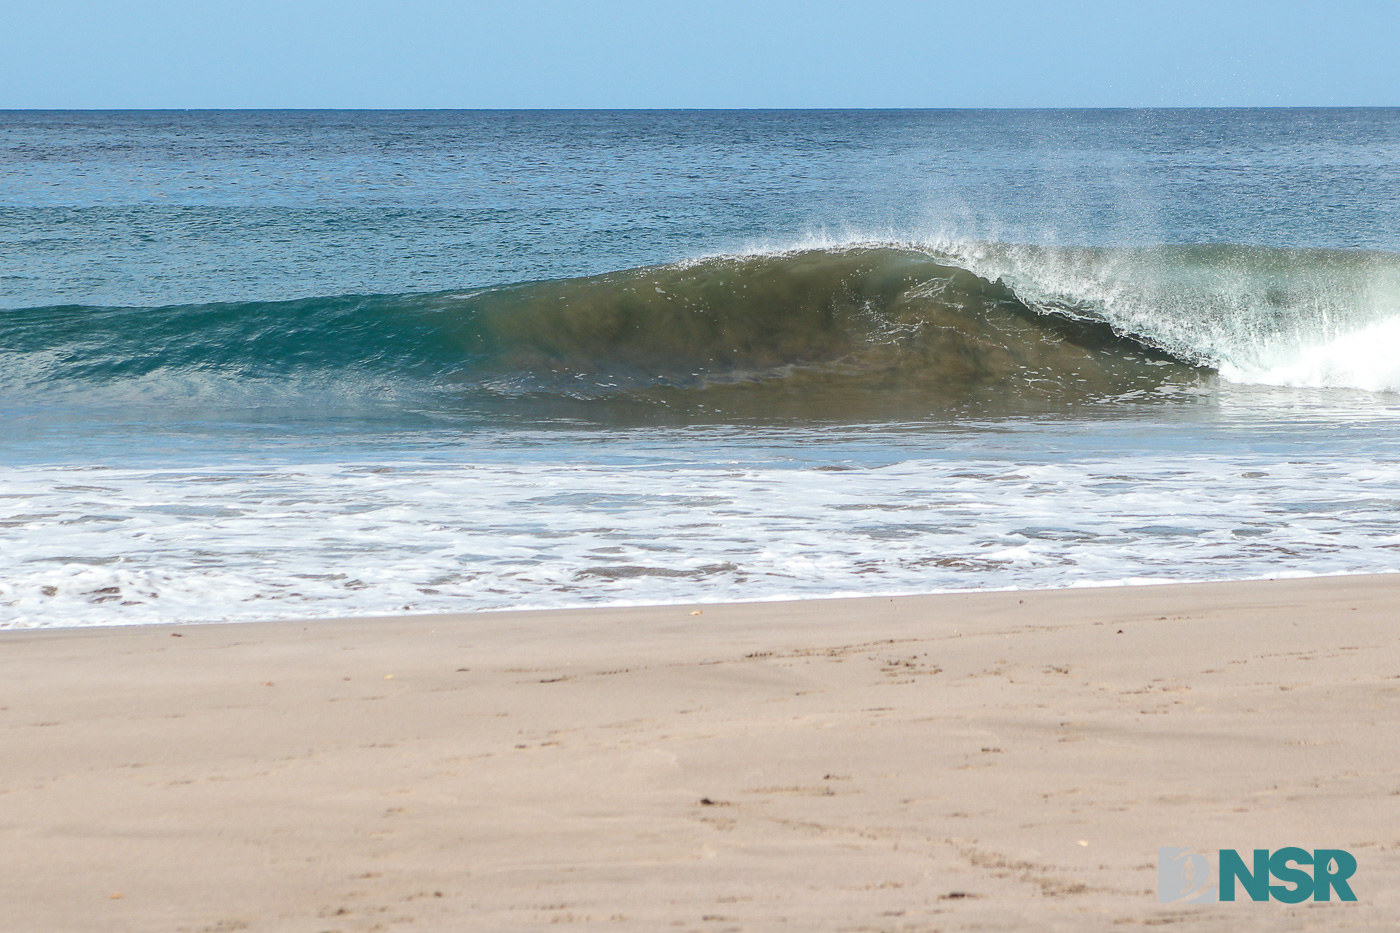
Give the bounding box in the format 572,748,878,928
5,109,1398,309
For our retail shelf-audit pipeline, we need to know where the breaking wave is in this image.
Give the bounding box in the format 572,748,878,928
5,242,1400,420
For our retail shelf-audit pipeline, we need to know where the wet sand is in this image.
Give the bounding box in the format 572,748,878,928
2,575,1398,931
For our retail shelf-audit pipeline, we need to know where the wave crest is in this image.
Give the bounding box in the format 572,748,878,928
10,240,1400,418
0,247,1200,418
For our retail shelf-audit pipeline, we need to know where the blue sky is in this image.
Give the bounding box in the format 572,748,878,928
2,0,1396,109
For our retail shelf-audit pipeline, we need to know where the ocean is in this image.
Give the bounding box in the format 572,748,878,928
3,108,1400,628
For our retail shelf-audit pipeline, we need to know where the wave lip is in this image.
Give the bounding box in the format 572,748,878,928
933,240,1400,392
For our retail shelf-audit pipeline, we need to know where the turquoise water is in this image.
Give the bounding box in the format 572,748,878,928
4,109,1400,626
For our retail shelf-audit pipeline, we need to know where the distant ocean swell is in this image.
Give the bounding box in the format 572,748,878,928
6,243,1400,417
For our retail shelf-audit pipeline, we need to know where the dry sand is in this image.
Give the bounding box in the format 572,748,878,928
2,575,1398,931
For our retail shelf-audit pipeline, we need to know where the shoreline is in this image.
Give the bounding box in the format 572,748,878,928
3,574,1398,930
11,567,1399,634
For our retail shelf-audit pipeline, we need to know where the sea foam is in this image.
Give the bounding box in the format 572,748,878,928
1219,315,1400,393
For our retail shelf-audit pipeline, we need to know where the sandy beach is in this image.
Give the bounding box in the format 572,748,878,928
2,575,1398,931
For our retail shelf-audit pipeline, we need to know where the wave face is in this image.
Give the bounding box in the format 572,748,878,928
7,242,1400,420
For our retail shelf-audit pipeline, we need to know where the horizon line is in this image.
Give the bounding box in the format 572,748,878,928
2,105,1396,113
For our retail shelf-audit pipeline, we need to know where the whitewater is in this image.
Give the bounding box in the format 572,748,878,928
3,108,1400,627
